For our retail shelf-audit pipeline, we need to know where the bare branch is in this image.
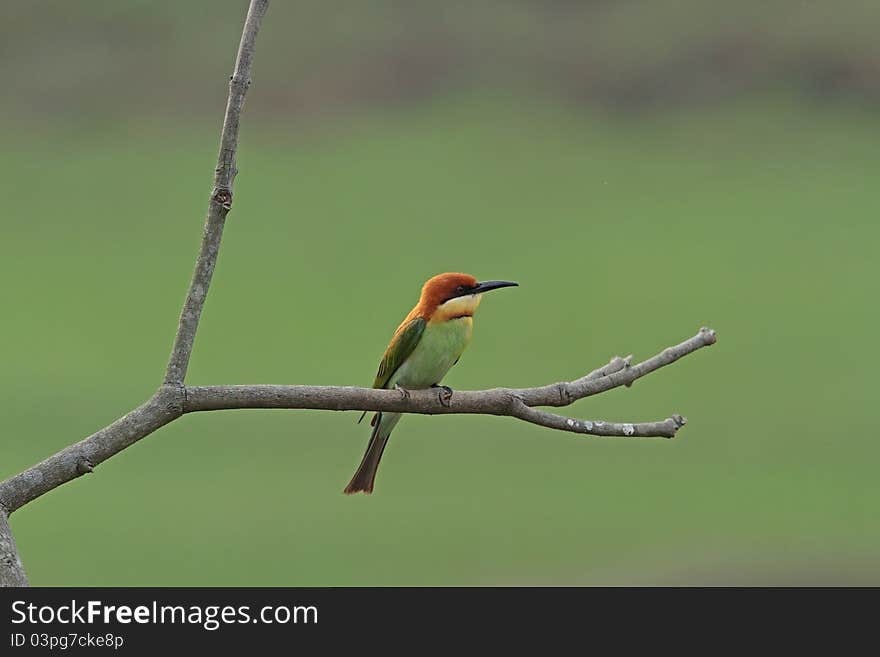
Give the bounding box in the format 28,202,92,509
510,400,687,438
0,327,716,521
0,388,183,514
164,0,269,385
514,327,717,407
183,329,716,416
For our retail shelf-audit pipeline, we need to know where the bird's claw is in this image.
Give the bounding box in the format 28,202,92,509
432,384,454,407
394,384,411,400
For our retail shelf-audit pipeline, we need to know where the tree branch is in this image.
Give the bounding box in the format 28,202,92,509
509,401,687,438
183,329,716,415
0,327,716,519
0,513,28,586
164,0,269,385
0,389,184,514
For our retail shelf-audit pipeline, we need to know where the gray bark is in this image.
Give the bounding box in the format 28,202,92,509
164,0,269,385
0,388,183,514
0,512,28,586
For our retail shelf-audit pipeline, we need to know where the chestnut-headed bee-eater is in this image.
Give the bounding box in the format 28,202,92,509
344,272,518,494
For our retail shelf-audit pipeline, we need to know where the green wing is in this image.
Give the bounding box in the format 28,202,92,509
357,316,426,425
373,317,426,389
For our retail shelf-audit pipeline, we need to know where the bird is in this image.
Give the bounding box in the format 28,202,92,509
344,272,518,495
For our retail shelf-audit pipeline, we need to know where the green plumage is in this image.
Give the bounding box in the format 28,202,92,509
347,316,474,494
387,319,473,390
345,274,516,494
372,317,426,389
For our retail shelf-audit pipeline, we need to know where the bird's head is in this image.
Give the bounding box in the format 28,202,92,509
420,272,518,321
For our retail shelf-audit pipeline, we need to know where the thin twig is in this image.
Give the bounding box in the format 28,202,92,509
510,401,687,438
164,0,269,385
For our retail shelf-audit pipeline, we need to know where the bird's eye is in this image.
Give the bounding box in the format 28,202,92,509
455,285,466,293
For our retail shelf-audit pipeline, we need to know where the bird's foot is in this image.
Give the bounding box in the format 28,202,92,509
393,384,412,400
432,384,454,407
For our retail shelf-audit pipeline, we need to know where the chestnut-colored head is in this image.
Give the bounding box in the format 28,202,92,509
420,273,478,308
415,272,518,321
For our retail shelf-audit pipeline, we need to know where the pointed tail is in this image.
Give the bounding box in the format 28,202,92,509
344,412,402,494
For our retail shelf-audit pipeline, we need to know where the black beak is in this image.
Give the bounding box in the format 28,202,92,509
468,280,519,295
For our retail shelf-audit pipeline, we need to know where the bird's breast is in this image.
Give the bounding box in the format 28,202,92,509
390,317,473,388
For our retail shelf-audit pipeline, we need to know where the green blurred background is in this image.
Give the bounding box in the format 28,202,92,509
2,1,877,585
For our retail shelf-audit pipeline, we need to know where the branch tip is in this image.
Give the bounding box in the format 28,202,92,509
162,0,268,386
699,327,717,345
